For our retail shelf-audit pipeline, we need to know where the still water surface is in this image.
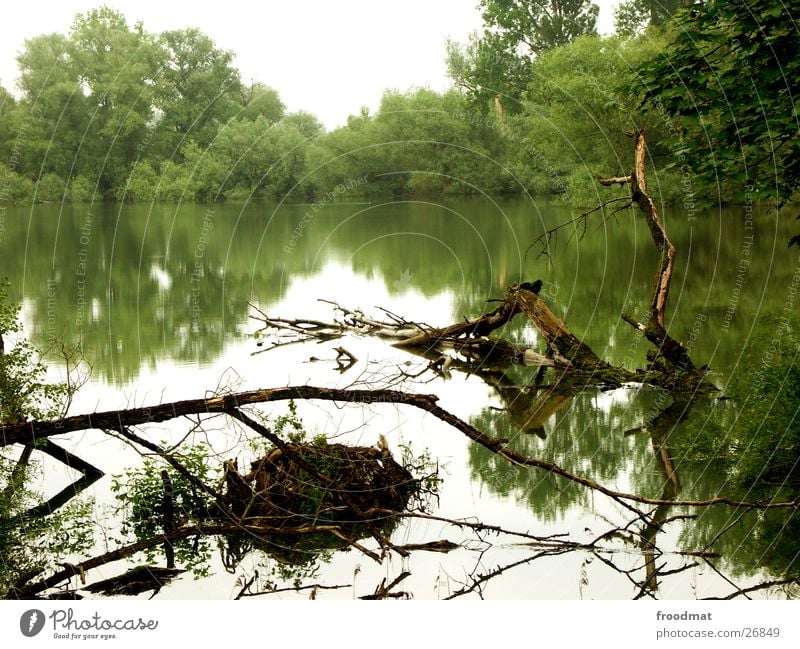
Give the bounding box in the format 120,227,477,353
2,197,797,599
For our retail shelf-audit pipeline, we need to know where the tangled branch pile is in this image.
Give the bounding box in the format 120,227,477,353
221,442,418,526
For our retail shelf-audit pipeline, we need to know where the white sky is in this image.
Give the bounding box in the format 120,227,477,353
0,1,621,129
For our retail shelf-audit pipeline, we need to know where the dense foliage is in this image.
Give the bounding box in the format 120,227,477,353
614,0,683,37
633,0,800,207
673,327,800,491
447,0,599,112
0,2,796,213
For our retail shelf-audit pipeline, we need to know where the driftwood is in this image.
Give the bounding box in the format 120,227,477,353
251,181,710,387
513,288,612,370
251,289,632,386
0,387,437,447
83,566,184,597
395,296,521,347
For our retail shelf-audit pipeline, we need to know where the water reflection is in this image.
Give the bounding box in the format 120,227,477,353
1,199,798,599
3,199,794,384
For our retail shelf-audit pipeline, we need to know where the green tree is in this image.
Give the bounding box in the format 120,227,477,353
119,160,159,201
614,0,683,37
237,81,285,123
446,31,531,113
306,89,512,198
507,34,679,204
213,116,307,200
14,33,88,180
480,0,600,55
153,28,242,157
0,85,15,158
633,0,800,210
447,1,599,113
373,88,511,195
281,111,324,140
67,7,161,194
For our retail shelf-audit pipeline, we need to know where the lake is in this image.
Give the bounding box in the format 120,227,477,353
1,197,798,599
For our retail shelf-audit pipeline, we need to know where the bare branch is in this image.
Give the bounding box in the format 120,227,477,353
595,174,632,186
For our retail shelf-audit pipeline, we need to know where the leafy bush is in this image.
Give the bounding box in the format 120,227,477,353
110,443,218,576
673,325,800,490
111,443,217,539
157,160,196,202
727,334,800,488
0,283,93,595
68,175,96,202
35,173,67,202
0,456,94,596
0,170,34,202
120,161,159,202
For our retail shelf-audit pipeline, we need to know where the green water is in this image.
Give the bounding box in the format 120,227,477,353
1,198,798,598
4,199,795,381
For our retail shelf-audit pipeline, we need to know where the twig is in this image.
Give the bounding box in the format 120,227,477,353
236,582,350,598
359,572,412,599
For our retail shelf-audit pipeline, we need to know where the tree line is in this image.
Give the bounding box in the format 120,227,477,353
0,1,797,208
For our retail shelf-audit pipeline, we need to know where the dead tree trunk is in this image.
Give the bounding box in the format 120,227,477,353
597,131,700,377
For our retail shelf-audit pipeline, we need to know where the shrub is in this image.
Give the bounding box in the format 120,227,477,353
0,170,34,202
119,161,158,202
35,173,67,202
68,175,96,202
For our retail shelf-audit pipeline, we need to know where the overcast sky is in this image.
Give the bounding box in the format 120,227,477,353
1,0,621,129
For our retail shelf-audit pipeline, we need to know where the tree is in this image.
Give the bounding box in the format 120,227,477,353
211,116,307,200
153,28,242,157
305,88,512,198
0,85,16,163
237,81,285,124
480,0,599,55
67,7,161,193
14,33,88,181
506,34,679,204
281,111,324,140
614,0,683,37
633,0,800,211
445,31,531,113
447,1,599,113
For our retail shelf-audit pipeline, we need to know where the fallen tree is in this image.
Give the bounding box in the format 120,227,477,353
251,133,711,392
4,381,796,601
2,385,793,512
